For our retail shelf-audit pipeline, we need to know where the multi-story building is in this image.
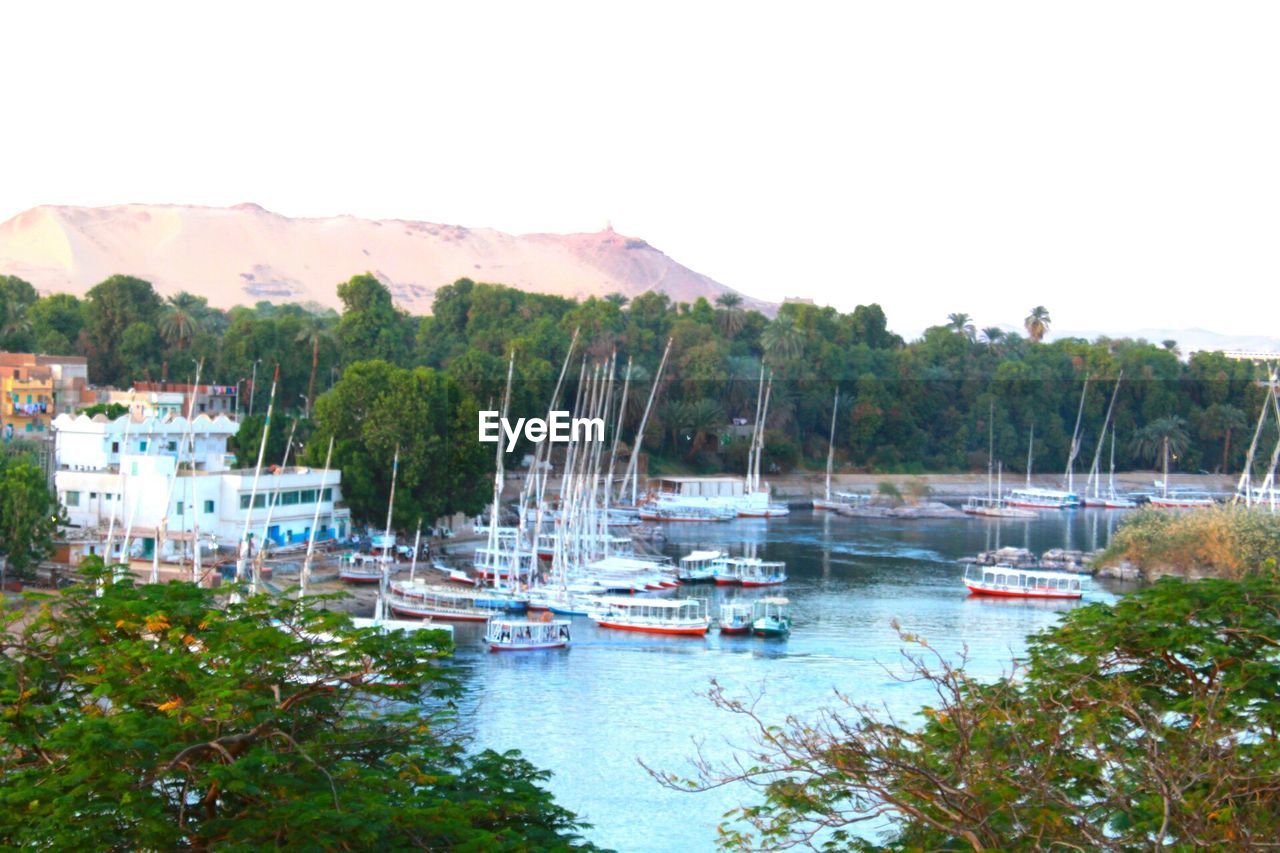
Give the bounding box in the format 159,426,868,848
52,412,351,564
98,388,186,419
132,382,239,417
0,353,94,442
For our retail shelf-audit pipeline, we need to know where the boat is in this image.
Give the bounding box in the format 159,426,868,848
751,597,792,637
962,563,1088,600
811,390,871,511
677,549,724,582
486,613,571,651
428,560,478,586
1147,491,1216,509
588,596,711,635
339,552,393,584
717,601,753,634
962,495,1038,518
1005,487,1080,510
387,580,497,622
638,502,737,522
738,558,787,587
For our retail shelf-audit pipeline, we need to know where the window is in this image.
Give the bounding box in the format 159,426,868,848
321,488,333,501
281,491,300,506
167,441,177,452
111,441,119,453
175,501,184,516
89,492,97,499
65,491,81,507
139,440,148,452
239,494,267,510
300,489,317,503
204,500,215,514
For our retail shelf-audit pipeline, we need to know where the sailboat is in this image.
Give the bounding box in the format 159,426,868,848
1005,418,1082,510
1080,373,1136,509
1148,432,1215,508
963,403,1036,518
341,447,401,584
812,390,869,511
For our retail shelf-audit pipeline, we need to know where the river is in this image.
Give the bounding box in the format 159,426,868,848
447,509,1133,851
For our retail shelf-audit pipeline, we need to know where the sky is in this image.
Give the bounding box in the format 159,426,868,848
2,2,1278,339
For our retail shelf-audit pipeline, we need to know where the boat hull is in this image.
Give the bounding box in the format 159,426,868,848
389,603,491,622
489,641,568,652
718,624,751,634
965,583,1082,600
753,626,790,637
339,573,382,584
713,577,740,586
594,620,709,636
740,578,786,587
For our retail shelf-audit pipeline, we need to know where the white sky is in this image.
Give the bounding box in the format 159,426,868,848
2,2,1277,338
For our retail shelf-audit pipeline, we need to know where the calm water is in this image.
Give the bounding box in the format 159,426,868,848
447,509,1131,851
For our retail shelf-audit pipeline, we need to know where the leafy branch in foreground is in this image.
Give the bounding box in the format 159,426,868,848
651,576,1280,850
0,561,597,850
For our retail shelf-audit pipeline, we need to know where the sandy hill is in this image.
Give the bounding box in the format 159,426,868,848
0,203,763,315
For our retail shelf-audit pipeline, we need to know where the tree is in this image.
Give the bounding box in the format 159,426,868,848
979,326,1004,346
655,574,1280,848
1024,305,1051,342
0,276,37,351
294,313,335,417
336,274,411,366
0,455,60,581
761,314,804,362
1134,415,1191,470
1197,403,1247,473
158,292,206,350
305,360,491,526
715,293,746,338
0,567,595,849
945,312,975,340
83,275,164,384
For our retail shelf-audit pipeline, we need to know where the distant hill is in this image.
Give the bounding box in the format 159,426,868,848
0,203,766,315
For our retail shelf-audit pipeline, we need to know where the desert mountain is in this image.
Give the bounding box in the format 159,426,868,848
0,203,763,315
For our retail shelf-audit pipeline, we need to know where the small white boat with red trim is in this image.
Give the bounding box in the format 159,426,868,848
486,612,571,651
963,563,1088,600
387,580,498,622
678,549,724,582
339,553,395,584
588,596,711,636
711,555,787,586
717,601,753,634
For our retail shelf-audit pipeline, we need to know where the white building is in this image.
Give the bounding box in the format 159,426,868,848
52,413,351,563
99,388,187,419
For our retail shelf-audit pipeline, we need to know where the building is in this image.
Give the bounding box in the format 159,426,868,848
131,381,239,417
98,388,187,419
52,412,351,564
0,354,93,442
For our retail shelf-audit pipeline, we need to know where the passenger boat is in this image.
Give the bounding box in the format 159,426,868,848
751,597,792,637
812,491,871,511
678,549,723,582
638,503,736,522
961,496,1038,518
1147,492,1216,509
1005,488,1081,510
536,531,633,560
339,553,393,584
473,547,537,581
588,596,711,635
387,580,496,621
526,587,604,616
962,563,1088,600
717,602,753,634
738,559,787,587
486,613,571,651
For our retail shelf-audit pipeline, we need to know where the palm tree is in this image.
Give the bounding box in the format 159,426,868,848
1133,416,1191,474
604,292,629,308
1024,306,1051,343
684,398,726,458
945,313,976,340
980,327,1005,346
296,314,335,417
761,315,804,362
159,293,205,350
1199,403,1246,473
715,293,745,338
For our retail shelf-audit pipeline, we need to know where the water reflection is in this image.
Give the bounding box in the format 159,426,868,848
451,509,1130,852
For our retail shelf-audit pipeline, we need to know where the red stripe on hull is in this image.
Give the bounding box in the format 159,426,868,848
339,575,382,584
594,620,709,636
713,578,740,586
718,625,751,634
965,584,1082,600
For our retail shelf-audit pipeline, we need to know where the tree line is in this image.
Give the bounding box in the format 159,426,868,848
3,272,1273,516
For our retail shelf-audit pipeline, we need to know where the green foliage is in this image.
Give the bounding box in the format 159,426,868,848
306,360,491,526
0,567,596,849
0,455,60,579
667,575,1280,848
1097,505,1280,579
82,275,164,385
76,402,130,419
336,274,413,366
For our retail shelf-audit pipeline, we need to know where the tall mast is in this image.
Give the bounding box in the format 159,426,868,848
619,337,672,505
252,417,299,593
825,390,839,502
986,400,994,502
375,444,400,621
236,364,279,587
1108,427,1118,500
1026,423,1034,488
151,360,203,583
1086,372,1124,501
101,390,136,593
753,372,773,493
1065,375,1091,493
299,435,334,597
747,365,766,492
1235,374,1276,506
488,353,515,590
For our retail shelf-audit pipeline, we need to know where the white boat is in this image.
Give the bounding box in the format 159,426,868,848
962,496,1038,518
638,502,737,522
349,615,453,638
812,491,871,511
752,597,792,637
486,614,571,651
712,555,787,587
387,580,500,622
588,596,711,636
717,601,753,634
1147,492,1216,509
963,563,1088,600
536,531,633,559
339,553,395,584
1005,487,1081,510
677,549,724,582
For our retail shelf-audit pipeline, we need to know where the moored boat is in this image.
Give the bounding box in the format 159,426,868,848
486,613,571,651
588,596,711,635
962,563,1088,600
1005,487,1081,510
339,553,393,584
678,549,723,582
387,580,497,622
751,597,792,637
718,601,753,634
